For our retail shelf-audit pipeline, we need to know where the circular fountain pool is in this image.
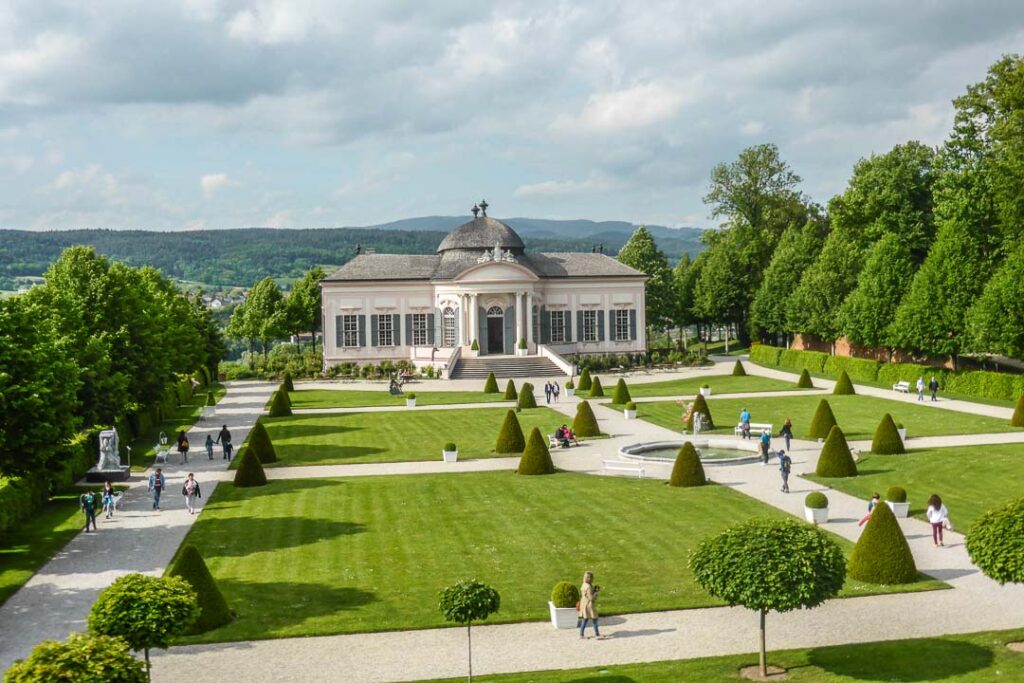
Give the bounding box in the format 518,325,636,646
618,437,761,466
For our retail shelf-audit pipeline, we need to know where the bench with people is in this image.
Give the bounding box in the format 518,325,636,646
550,424,582,449
734,421,773,438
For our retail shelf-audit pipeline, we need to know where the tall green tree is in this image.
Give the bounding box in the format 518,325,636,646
616,226,675,336
284,266,326,349
691,231,750,347
226,302,257,365
671,253,696,348
786,231,865,342
967,240,1024,358
838,234,916,348
243,277,287,359
749,219,827,341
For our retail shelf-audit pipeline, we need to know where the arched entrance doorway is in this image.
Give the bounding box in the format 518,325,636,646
486,306,504,355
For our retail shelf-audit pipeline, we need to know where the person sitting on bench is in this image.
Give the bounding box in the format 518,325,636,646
553,426,570,448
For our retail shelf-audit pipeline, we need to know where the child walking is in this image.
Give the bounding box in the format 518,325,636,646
926,494,949,547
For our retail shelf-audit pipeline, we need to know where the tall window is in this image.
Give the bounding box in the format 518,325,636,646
583,310,598,342
412,313,428,346
550,310,565,342
342,314,359,347
614,309,630,341
442,307,457,347
378,314,393,346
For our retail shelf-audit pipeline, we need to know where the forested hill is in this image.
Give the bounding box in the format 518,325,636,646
0,220,704,289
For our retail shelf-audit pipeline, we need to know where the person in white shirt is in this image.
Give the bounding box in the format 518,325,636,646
916,376,926,402
926,494,949,547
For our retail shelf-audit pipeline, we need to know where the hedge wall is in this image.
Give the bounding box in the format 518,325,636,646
779,349,829,373
876,363,942,389
945,370,1024,402
749,345,782,366
823,356,882,383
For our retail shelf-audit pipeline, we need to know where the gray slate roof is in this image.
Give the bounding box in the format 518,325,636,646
323,252,645,282
436,216,526,253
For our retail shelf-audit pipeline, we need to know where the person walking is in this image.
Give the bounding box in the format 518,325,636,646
148,467,166,511
739,408,752,439
205,434,215,460
215,425,232,461
929,376,939,402
916,376,925,402
578,570,601,639
80,489,98,532
553,381,560,402
859,493,881,526
176,430,190,464
779,418,794,451
182,473,202,515
544,381,552,404
778,450,792,493
102,481,116,519
760,429,771,464
927,494,949,547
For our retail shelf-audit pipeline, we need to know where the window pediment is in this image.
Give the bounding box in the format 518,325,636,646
453,262,538,282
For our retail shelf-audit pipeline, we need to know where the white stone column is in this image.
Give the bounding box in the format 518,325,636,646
460,294,469,345
515,291,524,350
525,291,534,349
469,294,478,346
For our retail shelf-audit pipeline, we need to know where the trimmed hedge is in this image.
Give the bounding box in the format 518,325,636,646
503,380,518,400
495,409,526,453
871,413,906,455
282,372,295,393
966,498,1024,585
749,344,782,366
232,449,267,487
483,372,499,394
572,401,600,437
847,498,918,584
780,349,828,373
808,399,838,440
517,428,555,475
796,368,814,388
832,370,855,395
268,390,292,417
577,368,592,391
550,581,581,608
588,376,605,397
668,442,706,487
611,378,631,404
877,363,940,390
732,359,746,376
946,370,1024,402
166,544,233,633
815,425,857,478
824,355,882,383
517,383,538,410
1013,395,1024,427
685,393,715,431
245,420,278,464
4,633,147,683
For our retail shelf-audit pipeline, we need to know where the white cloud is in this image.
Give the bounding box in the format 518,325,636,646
51,165,119,196
200,173,237,197
226,2,315,45
514,174,616,198
575,81,689,132
740,120,765,136
262,210,290,228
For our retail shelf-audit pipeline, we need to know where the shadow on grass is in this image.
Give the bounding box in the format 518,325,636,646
561,676,639,683
808,638,993,681
270,445,386,464
196,516,366,557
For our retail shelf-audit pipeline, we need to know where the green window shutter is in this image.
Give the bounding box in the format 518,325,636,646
539,306,549,343
358,315,366,347
564,310,572,342
370,314,378,346
629,309,637,341
504,305,515,354
576,310,583,342
335,315,344,347
392,314,401,347
430,310,439,345
598,310,606,341
405,314,413,346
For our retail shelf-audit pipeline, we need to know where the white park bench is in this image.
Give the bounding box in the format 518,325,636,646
154,446,170,465
734,422,774,436
892,380,910,393
549,434,582,448
602,459,645,479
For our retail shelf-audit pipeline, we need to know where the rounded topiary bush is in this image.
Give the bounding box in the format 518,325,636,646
268,390,292,418
495,409,526,453
572,400,600,437
796,368,814,389
966,497,1024,585
233,448,268,487
808,399,837,440
517,382,538,409
805,492,829,509
577,368,592,391
282,371,295,393
625,401,637,411
871,413,906,455
847,498,918,584
1012,395,1024,427
550,581,581,608
685,393,715,431
885,486,907,503
503,379,518,400
483,372,499,394
166,544,233,634
517,427,555,475
732,360,746,376
588,376,605,397
245,420,277,463
444,442,457,452
206,391,216,407
669,442,706,487
833,370,855,395
5,633,147,683
814,425,857,478
611,378,631,404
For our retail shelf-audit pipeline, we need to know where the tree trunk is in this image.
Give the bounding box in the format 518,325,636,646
724,324,730,353
467,622,473,683
759,608,767,678
145,647,152,682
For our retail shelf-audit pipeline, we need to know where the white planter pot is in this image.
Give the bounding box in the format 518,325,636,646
467,349,479,358
897,428,907,442
566,388,575,398
516,348,528,356
548,601,578,630
624,409,637,420
700,387,711,397
442,450,458,463
804,506,829,524
887,501,911,518
406,398,417,408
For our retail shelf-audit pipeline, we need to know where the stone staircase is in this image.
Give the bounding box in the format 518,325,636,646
450,355,567,379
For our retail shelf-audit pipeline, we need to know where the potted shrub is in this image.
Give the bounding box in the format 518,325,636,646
895,422,907,442
547,581,580,629
700,383,711,398
516,337,528,356
442,441,458,463
885,486,910,518
468,339,479,357
623,401,637,419
565,379,575,398
804,491,829,525
406,392,417,408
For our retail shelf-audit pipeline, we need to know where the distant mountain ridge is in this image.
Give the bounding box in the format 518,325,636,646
367,215,702,241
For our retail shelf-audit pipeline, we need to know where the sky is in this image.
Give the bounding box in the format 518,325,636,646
1,1,1022,232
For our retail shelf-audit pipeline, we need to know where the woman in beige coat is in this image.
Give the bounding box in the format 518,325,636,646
578,571,601,638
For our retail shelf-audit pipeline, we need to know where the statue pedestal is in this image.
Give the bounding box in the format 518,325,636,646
85,466,131,483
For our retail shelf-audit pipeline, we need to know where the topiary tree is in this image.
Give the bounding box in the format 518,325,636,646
517,382,537,409
796,368,814,388
885,486,907,503
732,359,746,376
967,498,1024,594
805,491,829,509
1012,395,1024,427
550,581,580,608
588,376,605,397
691,519,846,678
267,390,292,418
88,573,198,681
517,428,555,475
282,371,295,393
5,633,147,683
871,413,906,454
847,498,918,584
833,370,855,395
571,400,600,437
483,372,499,394
438,580,500,683
577,368,592,391
669,442,706,487
684,393,715,432
206,391,216,407
611,378,632,404
503,379,518,400
814,425,857,478
808,399,838,440
166,545,233,634
495,409,526,453
245,420,278,463
232,448,268,487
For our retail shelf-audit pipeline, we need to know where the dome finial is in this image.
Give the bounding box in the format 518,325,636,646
479,199,488,217
471,204,480,218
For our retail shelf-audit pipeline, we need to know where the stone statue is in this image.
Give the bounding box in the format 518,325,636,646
477,249,492,263
97,428,121,471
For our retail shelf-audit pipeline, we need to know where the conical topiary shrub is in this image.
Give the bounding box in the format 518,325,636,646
808,399,838,440
517,382,538,409
833,370,855,395
684,393,715,432
578,368,592,392
814,425,857,478
572,400,600,437
732,360,746,376
1012,395,1024,427
517,428,555,475
611,378,632,405
796,368,814,388
167,544,233,633
589,376,605,397
495,409,526,453
246,420,278,463
268,390,292,418
871,413,906,455
233,448,268,487
206,391,216,407
282,371,295,393
503,379,518,400
669,442,706,487
847,497,918,584
483,372,499,394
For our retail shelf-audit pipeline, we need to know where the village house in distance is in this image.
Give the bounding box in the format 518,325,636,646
320,202,648,378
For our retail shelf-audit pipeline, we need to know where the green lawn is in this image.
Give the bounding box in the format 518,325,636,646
808,444,1024,530
420,629,1024,682
637,394,1015,440
179,472,943,644
592,374,807,402
129,383,227,471
288,389,509,409
256,407,579,466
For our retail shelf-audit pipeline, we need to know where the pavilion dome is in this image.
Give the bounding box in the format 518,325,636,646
436,215,525,255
